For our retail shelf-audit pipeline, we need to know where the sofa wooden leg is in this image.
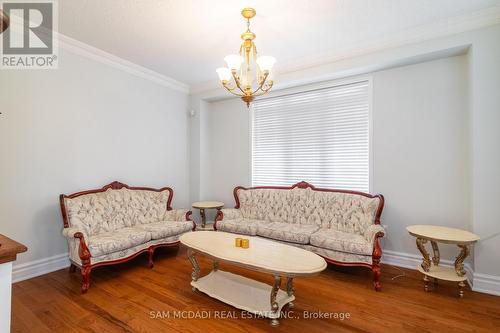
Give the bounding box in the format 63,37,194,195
81,265,91,294
372,232,383,291
148,247,155,268
69,263,77,273
372,262,381,291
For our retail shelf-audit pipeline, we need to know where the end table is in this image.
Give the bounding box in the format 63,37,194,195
407,225,479,297
192,201,224,230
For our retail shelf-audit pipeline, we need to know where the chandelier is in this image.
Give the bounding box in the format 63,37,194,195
216,8,276,107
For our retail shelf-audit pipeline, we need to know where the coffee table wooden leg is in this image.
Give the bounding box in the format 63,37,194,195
187,249,200,291
270,275,281,326
286,277,294,308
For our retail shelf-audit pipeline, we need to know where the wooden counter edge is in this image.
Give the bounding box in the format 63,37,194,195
0,234,28,264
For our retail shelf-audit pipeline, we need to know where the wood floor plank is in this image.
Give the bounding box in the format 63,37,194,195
11,247,500,333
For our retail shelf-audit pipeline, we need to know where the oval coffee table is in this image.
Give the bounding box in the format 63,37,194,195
179,231,327,326
407,225,480,297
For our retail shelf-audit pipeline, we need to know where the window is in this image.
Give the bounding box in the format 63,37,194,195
251,80,370,192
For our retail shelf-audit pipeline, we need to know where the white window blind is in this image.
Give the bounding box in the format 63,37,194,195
251,80,370,192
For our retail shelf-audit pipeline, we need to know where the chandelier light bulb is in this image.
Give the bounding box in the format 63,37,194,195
256,56,276,72
216,68,232,82
224,55,243,70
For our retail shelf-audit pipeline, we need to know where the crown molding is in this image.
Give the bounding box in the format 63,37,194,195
57,33,189,94
275,5,500,75
190,5,500,96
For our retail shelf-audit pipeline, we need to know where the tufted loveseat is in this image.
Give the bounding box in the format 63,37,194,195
60,181,195,293
214,181,385,290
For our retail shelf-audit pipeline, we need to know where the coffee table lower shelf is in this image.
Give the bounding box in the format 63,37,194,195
191,270,295,321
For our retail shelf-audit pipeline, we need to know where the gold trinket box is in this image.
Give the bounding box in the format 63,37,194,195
241,239,250,248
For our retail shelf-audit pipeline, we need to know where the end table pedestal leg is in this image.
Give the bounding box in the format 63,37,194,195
423,275,430,292
458,281,466,298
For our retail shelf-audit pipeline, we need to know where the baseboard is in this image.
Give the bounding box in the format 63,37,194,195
472,273,500,296
382,249,474,288
12,253,70,283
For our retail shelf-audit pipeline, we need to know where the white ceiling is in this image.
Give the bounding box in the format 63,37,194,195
59,0,500,86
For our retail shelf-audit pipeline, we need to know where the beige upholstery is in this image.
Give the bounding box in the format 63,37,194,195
64,188,173,236
90,236,181,265
238,187,380,232
310,229,372,255
257,222,320,244
138,221,193,240
62,187,193,266
87,227,151,257
220,208,243,220
216,218,261,236
217,186,384,264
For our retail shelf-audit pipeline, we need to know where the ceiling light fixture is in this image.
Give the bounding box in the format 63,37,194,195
216,8,276,108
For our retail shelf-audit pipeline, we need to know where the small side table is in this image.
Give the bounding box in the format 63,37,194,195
192,201,224,230
407,225,479,297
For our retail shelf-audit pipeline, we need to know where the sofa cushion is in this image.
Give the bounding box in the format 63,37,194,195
137,221,193,240
87,227,151,257
89,235,181,265
257,222,320,245
216,219,262,236
310,228,372,255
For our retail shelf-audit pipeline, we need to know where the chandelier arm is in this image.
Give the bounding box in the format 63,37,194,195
255,81,274,96
225,89,245,97
251,86,265,95
222,81,236,91
231,71,246,95
253,84,274,97
250,72,270,95
224,85,239,93
222,82,244,96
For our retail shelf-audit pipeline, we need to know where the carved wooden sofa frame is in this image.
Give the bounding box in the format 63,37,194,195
60,181,195,293
215,181,385,291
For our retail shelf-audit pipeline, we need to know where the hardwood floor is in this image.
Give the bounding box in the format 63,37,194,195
11,247,500,333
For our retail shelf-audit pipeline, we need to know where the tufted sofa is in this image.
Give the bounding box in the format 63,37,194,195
60,181,195,293
214,181,385,290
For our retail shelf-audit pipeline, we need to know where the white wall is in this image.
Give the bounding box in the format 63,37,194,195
201,99,250,204
0,46,190,267
188,97,248,221
469,25,500,279
372,55,470,261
